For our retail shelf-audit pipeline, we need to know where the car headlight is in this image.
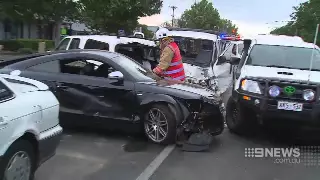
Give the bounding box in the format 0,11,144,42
303,89,315,101
269,85,280,97
240,79,262,94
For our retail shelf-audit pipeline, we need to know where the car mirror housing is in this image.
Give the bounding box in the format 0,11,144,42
230,57,241,65
108,71,124,80
217,55,227,65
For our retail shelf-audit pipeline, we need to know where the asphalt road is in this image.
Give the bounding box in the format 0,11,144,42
35,87,320,180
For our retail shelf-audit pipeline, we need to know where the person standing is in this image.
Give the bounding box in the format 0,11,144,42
153,28,185,81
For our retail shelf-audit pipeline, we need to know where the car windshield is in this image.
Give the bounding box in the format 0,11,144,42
238,44,244,54
246,44,320,71
113,55,159,82
172,36,213,67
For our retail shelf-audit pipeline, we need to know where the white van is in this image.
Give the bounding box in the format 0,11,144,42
166,28,231,92
55,35,159,70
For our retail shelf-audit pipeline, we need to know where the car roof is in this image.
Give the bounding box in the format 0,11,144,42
1,50,121,68
247,34,317,48
64,35,156,46
165,28,218,41
167,31,218,41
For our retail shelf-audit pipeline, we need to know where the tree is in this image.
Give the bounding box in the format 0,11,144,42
0,0,79,44
219,19,238,34
178,0,220,30
78,0,162,34
176,0,237,34
271,0,320,44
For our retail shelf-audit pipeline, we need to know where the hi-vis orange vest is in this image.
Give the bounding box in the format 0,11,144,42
163,42,185,81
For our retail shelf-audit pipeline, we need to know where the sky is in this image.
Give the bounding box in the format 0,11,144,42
138,0,308,36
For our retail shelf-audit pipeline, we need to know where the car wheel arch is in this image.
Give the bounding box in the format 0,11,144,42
20,132,39,162
139,94,184,125
1,131,39,166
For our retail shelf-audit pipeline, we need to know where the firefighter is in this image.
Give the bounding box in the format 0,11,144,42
153,28,186,81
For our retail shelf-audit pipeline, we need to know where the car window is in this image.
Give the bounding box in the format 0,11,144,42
232,44,237,55
113,55,157,82
246,45,320,71
56,38,70,50
0,80,14,102
28,60,61,73
58,58,117,78
69,38,80,49
84,39,109,50
173,36,213,67
238,44,244,55
223,43,233,55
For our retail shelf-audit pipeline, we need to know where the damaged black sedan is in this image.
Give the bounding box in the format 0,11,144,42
0,50,224,145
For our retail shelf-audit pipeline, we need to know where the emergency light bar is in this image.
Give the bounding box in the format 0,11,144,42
219,33,241,41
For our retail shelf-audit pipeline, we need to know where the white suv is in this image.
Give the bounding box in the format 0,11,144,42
225,35,320,134
0,74,62,180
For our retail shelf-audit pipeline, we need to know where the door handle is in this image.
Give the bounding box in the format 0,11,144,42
57,85,68,89
0,116,8,126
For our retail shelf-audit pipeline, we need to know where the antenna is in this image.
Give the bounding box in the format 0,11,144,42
169,6,177,27
308,24,319,84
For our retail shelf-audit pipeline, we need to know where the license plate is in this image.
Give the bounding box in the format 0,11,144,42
277,101,303,111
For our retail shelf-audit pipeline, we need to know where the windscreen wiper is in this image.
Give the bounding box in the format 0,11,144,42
264,65,296,69
297,68,320,71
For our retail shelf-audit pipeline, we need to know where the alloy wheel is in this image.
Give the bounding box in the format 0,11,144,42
144,108,169,143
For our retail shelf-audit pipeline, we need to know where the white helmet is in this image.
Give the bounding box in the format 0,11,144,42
156,28,170,40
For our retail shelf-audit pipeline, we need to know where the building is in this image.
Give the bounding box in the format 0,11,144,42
0,18,91,41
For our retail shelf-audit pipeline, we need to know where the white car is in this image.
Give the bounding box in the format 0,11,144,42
0,73,62,180
226,34,320,134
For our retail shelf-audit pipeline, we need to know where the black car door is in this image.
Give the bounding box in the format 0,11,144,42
26,54,137,129
21,57,89,127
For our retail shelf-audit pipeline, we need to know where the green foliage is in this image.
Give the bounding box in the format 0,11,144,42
0,0,78,22
17,48,35,54
78,0,163,33
177,0,237,34
0,39,55,51
219,19,238,34
178,0,220,30
270,0,320,44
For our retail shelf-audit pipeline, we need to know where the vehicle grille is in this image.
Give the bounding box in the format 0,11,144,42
270,82,316,101
255,79,318,102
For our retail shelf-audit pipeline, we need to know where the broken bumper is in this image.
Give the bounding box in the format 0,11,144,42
233,90,320,128
183,98,224,136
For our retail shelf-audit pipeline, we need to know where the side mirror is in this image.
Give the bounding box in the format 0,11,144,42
230,57,241,65
10,70,21,76
217,55,227,65
108,71,123,80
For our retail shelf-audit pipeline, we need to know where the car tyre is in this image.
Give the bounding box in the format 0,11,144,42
226,97,256,135
0,140,36,180
144,104,176,145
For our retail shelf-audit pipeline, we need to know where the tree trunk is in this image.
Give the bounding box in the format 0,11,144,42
54,20,62,46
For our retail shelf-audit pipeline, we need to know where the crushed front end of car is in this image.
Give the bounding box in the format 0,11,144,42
175,87,225,151
183,63,219,92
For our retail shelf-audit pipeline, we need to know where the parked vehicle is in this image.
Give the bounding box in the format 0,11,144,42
0,50,224,145
54,35,159,70
225,34,320,134
0,74,62,180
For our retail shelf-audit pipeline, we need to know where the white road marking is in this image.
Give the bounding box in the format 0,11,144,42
135,145,175,180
